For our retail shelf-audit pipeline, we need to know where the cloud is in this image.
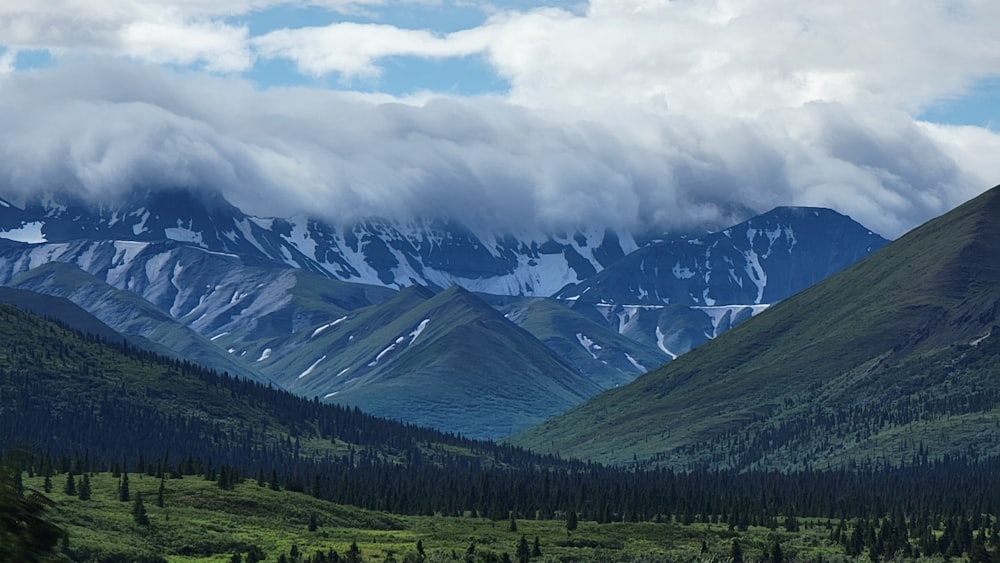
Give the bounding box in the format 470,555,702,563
0,60,994,239
0,1,998,238
253,22,488,78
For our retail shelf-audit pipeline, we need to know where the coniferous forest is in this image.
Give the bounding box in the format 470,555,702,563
2,303,1000,562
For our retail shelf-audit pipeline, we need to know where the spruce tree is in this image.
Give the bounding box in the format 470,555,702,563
566,510,578,532
132,491,150,526
119,472,130,501
531,536,541,557
771,539,784,563
309,512,319,532
64,472,76,496
347,540,362,563
157,476,165,508
516,535,530,563
730,539,743,563
78,473,92,501
508,513,517,532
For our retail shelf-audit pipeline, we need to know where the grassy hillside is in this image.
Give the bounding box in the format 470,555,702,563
8,262,268,382
512,185,1000,469
20,472,884,563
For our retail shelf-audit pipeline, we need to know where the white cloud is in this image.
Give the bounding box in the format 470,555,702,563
470,0,1000,119
0,1,997,239
253,22,488,78
0,61,995,240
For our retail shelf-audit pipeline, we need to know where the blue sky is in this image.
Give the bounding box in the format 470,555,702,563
0,1,998,236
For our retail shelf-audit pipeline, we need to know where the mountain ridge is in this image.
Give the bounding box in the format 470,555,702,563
512,184,1000,468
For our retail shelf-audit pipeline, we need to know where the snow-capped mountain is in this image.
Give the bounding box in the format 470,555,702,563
554,207,889,359
2,187,635,296
0,185,892,438
557,207,889,306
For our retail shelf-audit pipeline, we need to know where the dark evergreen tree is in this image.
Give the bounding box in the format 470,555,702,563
516,535,530,563
157,477,165,508
78,473,92,501
132,492,150,526
770,539,784,563
730,538,743,563
63,472,76,496
531,537,541,557
309,512,318,532
566,510,578,532
119,472,131,502
347,541,362,563
508,513,517,532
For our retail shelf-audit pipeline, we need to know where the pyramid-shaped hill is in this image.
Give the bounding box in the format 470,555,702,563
513,185,1000,470
277,285,604,440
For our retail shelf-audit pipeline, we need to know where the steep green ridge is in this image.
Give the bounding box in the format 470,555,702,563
7,262,267,383
273,286,603,439
512,185,1000,469
0,285,123,342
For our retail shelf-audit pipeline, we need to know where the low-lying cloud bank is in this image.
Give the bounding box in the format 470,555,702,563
0,61,995,238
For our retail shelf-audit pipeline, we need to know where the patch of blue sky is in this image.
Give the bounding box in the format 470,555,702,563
240,2,484,35
360,54,508,96
248,52,508,97
11,49,55,71
919,76,1000,131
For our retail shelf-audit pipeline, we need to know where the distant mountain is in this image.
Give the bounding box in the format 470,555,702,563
552,207,888,358
557,207,888,306
487,296,671,389
513,185,1000,469
265,286,604,439
0,186,891,439
2,187,637,296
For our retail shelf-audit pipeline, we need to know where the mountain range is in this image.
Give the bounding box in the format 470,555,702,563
513,184,1000,469
0,186,888,438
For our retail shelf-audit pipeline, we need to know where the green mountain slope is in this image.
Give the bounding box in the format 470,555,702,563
512,185,1000,469
0,285,123,342
490,296,671,388
7,262,267,382
268,286,604,439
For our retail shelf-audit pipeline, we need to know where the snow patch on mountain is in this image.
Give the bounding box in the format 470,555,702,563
165,226,205,247
298,355,326,379
655,326,678,360
624,353,647,372
312,316,348,338
409,319,430,344
0,221,46,243
971,333,991,346
256,348,272,362
369,336,407,367
576,333,602,360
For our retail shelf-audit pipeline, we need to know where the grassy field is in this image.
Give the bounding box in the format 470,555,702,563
26,472,853,563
